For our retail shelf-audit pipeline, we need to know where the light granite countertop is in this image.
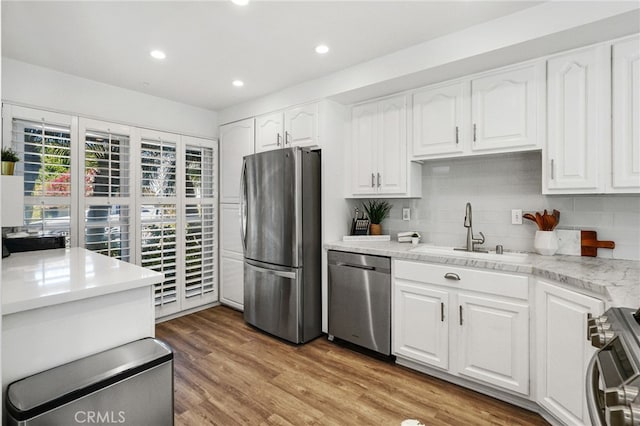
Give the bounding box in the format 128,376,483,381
325,241,640,307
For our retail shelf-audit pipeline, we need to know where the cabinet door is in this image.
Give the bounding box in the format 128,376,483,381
220,254,244,311
219,203,244,310
219,119,254,203
350,102,378,195
611,37,640,192
457,293,529,395
545,45,609,193
377,95,407,194
536,280,604,426
393,280,449,370
412,81,466,157
471,64,541,152
284,103,319,148
255,112,284,153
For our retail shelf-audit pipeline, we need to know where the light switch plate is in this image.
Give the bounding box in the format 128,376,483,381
402,208,411,221
511,209,522,225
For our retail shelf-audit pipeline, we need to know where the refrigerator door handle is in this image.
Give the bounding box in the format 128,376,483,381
239,158,248,253
246,262,297,279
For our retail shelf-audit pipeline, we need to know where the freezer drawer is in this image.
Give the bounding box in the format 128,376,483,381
6,338,174,426
328,250,391,355
244,259,302,343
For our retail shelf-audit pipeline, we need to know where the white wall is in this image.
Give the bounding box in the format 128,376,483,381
219,1,640,124
2,58,218,138
351,152,640,261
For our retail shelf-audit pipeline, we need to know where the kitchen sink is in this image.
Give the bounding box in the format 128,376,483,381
409,245,531,264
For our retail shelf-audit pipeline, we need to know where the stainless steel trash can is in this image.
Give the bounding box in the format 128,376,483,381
5,337,174,425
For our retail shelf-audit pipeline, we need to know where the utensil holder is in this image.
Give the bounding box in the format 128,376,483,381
534,230,558,256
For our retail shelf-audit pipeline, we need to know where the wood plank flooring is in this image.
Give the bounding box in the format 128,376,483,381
155,306,548,426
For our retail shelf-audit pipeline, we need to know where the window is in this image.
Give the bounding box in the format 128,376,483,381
5,106,77,245
3,105,218,319
80,118,132,261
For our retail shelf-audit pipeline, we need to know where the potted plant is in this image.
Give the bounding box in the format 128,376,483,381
362,200,391,235
1,147,20,176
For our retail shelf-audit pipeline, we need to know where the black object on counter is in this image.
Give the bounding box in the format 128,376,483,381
3,236,66,254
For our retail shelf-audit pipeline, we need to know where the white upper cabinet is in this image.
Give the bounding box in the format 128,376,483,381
378,96,408,194
412,81,467,157
254,102,322,153
351,102,378,195
611,36,640,192
544,44,610,193
411,62,543,160
219,118,254,203
471,63,543,152
284,103,319,148
255,111,284,153
350,95,420,197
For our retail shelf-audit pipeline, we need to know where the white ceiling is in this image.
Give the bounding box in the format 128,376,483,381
1,1,543,112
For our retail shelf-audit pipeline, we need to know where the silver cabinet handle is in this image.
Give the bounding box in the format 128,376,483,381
550,159,555,180
277,133,281,146
444,272,460,280
285,131,291,145
455,126,459,145
441,302,445,322
473,123,477,142
459,305,463,325
377,173,381,188
371,173,375,188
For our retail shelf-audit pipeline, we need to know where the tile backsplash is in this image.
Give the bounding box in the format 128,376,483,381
349,151,640,261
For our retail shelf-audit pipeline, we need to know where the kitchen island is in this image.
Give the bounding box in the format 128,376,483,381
1,248,163,392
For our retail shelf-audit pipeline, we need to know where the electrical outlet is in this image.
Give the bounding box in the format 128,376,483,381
511,209,523,225
402,208,411,221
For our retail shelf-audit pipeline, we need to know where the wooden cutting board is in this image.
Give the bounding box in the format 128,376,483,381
581,230,615,257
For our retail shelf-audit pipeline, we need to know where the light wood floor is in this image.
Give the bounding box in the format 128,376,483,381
156,306,548,425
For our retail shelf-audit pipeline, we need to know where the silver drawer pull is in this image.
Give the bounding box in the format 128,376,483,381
444,272,460,280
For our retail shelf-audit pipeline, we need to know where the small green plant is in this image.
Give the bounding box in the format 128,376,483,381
362,200,392,225
1,147,19,162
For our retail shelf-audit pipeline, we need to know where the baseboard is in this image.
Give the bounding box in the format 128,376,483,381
155,302,220,323
395,356,539,413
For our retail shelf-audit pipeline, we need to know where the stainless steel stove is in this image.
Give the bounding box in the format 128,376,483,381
587,307,640,426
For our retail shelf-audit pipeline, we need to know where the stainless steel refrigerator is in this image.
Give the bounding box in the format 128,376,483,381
240,147,321,344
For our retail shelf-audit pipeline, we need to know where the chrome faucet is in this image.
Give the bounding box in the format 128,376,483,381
455,202,486,252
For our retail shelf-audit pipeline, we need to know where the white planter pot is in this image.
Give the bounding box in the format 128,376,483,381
534,230,558,256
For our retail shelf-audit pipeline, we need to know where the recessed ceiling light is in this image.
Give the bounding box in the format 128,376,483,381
315,44,330,55
150,50,166,60
232,80,244,87
231,0,249,5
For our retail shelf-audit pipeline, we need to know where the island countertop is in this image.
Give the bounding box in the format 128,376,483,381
2,247,163,315
324,241,640,307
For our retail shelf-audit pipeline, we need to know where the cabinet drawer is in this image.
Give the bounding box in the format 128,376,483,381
394,260,528,300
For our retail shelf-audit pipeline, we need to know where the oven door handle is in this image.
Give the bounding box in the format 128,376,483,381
586,353,606,426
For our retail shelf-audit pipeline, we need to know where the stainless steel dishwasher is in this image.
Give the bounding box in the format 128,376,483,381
328,250,391,355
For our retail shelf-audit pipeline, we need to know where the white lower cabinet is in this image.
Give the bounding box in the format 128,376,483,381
394,282,449,370
393,260,530,396
219,203,244,310
535,279,604,425
457,293,529,395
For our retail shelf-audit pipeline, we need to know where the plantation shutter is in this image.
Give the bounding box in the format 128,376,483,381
183,139,217,309
139,130,180,316
80,119,133,261
5,106,77,245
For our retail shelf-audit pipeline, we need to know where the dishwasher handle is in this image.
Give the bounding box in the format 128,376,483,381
335,262,376,271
